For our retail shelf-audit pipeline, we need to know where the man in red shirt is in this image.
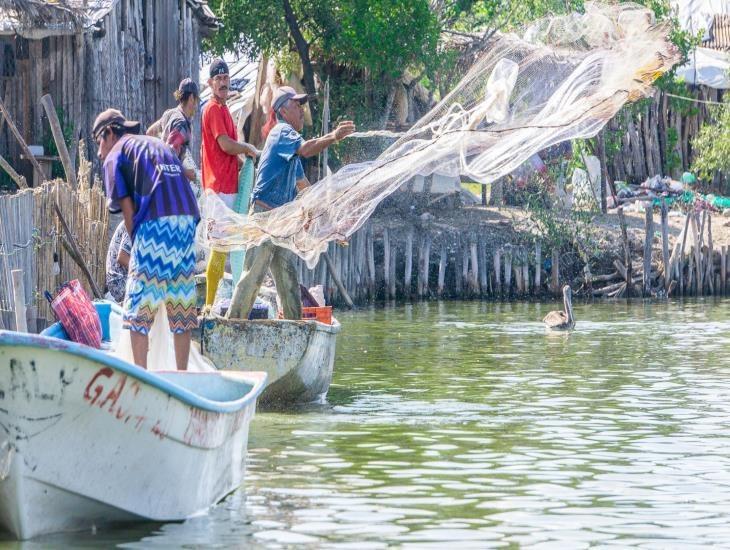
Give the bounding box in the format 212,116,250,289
202,58,258,305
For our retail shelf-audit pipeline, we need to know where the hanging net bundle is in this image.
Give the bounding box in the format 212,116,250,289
201,2,680,268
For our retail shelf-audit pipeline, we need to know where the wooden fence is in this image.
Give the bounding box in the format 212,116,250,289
294,219,565,305
0,178,109,330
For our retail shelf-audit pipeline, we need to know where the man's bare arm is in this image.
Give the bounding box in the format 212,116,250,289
146,119,163,137
216,135,259,158
117,249,130,269
297,121,355,158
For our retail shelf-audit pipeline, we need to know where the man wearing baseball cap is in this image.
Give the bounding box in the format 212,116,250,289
227,85,355,320
147,77,200,182
93,108,200,371
201,58,259,306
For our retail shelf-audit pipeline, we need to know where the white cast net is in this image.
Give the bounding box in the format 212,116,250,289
201,2,680,268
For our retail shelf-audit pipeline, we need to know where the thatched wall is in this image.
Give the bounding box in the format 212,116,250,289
0,0,211,185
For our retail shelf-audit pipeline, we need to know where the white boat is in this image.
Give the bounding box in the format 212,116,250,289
0,307,266,539
199,315,341,407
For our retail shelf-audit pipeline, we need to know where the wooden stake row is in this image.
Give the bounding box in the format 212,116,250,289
293,222,565,305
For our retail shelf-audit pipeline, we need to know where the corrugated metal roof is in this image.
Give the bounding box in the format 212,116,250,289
705,14,730,51
0,0,219,38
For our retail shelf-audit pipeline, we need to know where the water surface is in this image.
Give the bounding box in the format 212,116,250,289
12,299,730,548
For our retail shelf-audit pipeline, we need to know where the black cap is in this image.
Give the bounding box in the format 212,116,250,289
178,77,200,96
92,108,141,140
209,58,229,78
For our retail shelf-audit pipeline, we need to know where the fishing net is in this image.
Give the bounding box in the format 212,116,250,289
201,2,680,268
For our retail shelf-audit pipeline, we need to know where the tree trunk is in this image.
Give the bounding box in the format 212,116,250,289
282,0,318,118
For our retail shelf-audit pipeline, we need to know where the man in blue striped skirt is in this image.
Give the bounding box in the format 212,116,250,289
94,108,200,370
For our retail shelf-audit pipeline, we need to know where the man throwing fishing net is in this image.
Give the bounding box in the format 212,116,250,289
227,86,355,319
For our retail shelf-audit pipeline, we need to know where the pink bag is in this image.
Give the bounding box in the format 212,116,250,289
47,280,102,349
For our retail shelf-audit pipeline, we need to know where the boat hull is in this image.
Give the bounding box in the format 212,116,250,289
0,331,265,539
199,317,341,406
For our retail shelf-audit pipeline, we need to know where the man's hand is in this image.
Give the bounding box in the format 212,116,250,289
241,142,260,158
333,121,356,142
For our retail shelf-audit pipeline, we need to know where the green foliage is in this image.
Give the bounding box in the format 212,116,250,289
517,173,599,263
205,0,289,59
664,126,682,175
206,0,439,81
692,100,730,187
444,0,581,35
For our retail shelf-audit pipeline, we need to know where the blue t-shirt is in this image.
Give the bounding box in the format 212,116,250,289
251,122,305,209
103,134,200,237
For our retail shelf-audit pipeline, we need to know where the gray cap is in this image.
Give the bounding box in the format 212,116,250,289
272,86,308,112
92,108,141,140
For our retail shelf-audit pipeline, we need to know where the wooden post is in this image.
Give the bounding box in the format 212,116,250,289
11,270,27,333
0,94,48,182
721,245,727,296
551,249,559,296
0,153,28,189
643,205,654,297
248,56,270,149
522,249,529,295
481,184,487,206
597,130,608,214
690,213,702,296
698,211,706,293
417,235,425,297
493,248,501,296
478,238,487,295
469,241,478,294
383,227,390,297
462,246,470,296
419,233,431,297
367,226,375,299
319,79,330,181
323,252,354,309
514,257,523,295
617,206,632,298
41,94,77,186
404,229,413,297
389,239,397,300
660,200,670,292
504,246,512,295
54,201,103,299
454,243,463,295
678,212,691,296
534,242,542,292
706,214,714,295
437,245,447,296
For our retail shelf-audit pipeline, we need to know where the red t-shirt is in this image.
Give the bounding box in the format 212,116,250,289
201,100,238,194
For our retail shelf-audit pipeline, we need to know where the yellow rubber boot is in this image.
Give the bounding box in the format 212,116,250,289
206,250,226,306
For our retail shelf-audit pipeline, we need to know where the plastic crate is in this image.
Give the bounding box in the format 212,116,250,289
301,306,332,325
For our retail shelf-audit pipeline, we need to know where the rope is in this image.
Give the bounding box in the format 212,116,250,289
663,92,725,106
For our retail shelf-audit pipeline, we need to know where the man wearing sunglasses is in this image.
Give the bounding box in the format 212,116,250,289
93,108,200,371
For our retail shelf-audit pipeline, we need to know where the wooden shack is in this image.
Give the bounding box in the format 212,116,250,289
0,0,218,185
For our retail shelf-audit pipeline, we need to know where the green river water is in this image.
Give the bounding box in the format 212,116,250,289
13,299,730,548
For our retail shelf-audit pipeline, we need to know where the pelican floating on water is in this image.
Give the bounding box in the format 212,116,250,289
543,285,575,330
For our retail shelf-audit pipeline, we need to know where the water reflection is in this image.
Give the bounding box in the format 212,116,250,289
9,299,730,547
